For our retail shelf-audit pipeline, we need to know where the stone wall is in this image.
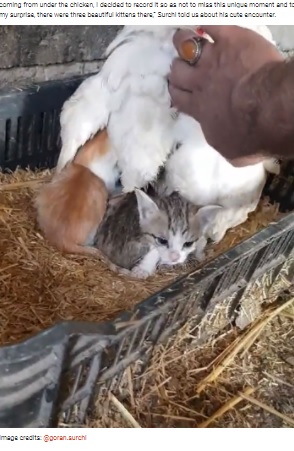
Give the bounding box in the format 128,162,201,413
0,25,293,88
0,25,122,87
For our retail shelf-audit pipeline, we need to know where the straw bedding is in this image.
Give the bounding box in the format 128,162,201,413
86,288,294,428
0,168,286,346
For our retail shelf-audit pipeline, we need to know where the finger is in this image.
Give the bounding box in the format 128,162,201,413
168,84,195,118
226,155,265,167
168,58,195,92
226,158,250,168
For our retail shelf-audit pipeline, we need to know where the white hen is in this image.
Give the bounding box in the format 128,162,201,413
57,25,280,241
57,26,179,192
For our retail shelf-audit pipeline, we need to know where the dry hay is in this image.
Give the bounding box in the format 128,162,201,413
0,168,287,346
195,257,294,343
85,289,294,428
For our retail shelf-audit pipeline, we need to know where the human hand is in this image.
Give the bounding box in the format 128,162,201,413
169,26,283,166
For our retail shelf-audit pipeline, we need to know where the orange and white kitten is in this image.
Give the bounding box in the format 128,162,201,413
35,130,112,258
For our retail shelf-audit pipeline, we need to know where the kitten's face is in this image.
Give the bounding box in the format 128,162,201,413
146,214,199,265
135,190,203,266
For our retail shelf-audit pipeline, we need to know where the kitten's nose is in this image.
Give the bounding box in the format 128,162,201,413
170,251,180,262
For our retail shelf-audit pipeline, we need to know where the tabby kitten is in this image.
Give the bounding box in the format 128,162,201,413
94,188,221,279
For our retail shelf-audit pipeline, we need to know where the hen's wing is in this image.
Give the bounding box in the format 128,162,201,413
57,26,176,189
56,27,136,173
56,26,159,173
104,27,177,191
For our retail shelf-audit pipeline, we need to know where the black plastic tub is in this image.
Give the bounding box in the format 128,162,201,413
0,76,293,428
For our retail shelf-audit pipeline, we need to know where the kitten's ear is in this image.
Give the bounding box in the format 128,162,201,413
194,205,223,234
135,188,159,224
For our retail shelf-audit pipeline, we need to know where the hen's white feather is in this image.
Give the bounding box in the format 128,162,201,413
167,114,267,208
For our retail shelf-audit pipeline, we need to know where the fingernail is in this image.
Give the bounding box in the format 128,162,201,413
195,27,215,44
195,26,204,36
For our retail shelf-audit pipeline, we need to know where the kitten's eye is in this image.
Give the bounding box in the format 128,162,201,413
156,237,168,246
183,241,194,248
